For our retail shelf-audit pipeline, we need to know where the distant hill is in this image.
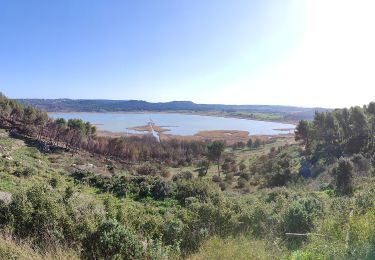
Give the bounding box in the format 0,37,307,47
17,99,329,121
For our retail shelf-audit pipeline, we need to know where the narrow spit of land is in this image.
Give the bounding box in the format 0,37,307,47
98,123,293,144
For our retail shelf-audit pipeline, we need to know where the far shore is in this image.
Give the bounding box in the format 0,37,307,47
48,110,298,125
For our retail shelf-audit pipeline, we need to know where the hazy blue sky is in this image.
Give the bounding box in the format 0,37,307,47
0,0,374,107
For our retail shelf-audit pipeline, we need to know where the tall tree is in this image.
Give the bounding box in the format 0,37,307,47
295,120,310,152
208,141,225,176
346,107,368,154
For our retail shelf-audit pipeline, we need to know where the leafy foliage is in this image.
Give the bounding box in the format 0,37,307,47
82,219,145,260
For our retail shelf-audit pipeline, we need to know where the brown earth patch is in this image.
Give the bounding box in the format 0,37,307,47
97,130,146,138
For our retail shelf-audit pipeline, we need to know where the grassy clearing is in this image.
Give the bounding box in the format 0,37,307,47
0,130,109,200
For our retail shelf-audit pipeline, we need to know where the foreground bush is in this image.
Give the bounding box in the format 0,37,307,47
0,184,103,250
82,219,145,260
174,179,220,205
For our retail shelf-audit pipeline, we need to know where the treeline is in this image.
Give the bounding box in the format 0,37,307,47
0,94,207,164
295,102,375,162
245,102,375,191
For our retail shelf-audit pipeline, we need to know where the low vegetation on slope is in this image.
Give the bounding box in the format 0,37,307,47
0,94,374,259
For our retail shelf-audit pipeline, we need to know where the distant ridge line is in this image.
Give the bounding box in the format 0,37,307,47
17,99,330,121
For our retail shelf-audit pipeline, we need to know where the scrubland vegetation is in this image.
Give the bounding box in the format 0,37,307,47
0,93,374,259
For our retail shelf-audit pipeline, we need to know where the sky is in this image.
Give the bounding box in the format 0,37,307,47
0,0,374,108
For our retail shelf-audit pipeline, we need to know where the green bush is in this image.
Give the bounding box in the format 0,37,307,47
49,177,59,188
136,163,158,176
237,200,268,237
212,175,221,183
219,181,229,191
162,215,184,246
173,171,193,181
12,166,36,177
180,199,237,253
237,178,247,188
332,158,353,195
225,172,234,182
150,178,173,200
351,154,372,174
8,185,67,244
1,184,103,249
82,219,145,260
239,171,251,181
282,196,322,247
174,179,220,205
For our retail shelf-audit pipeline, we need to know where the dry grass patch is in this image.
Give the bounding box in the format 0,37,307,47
0,235,79,260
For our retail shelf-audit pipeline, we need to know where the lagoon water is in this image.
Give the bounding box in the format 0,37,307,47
49,113,295,136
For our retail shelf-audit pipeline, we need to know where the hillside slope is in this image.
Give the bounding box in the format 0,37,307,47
0,95,374,259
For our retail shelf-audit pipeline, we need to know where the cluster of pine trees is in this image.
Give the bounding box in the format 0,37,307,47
295,102,375,162
293,102,375,196
0,93,207,164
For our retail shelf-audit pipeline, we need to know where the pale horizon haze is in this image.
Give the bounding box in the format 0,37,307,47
0,0,374,108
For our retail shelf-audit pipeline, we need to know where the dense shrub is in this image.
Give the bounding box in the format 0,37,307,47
82,219,145,260
180,200,236,253
111,177,134,197
212,175,221,183
1,185,103,248
282,196,322,246
237,178,247,188
197,160,210,177
239,162,246,172
12,166,37,177
219,181,229,191
7,185,67,244
160,168,171,178
71,171,174,201
49,177,59,188
354,188,375,213
239,171,251,181
237,200,268,237
162,215,185,246
136,163,158,176
249,146,300,188
198,168,207,177
332,158,353,195
225,172,234,182
174,179,220,205
351,153,372,175
172,171,193,181
150,178,173,200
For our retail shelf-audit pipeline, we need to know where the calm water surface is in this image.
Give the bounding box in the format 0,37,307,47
49,113,295,136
